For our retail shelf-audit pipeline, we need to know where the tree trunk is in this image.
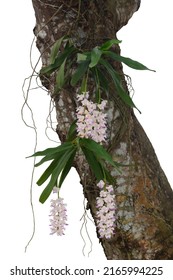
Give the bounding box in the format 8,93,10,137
31,0,173,259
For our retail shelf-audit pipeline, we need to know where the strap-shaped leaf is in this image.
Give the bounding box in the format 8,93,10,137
100,39,122,51
29,142,75,167
29,142,74,158
104,51,155,72
40,45,76,75
35,151,65,167
80,74,88,93
96,67,109,94
81,146,104,181
50,36,65,64
36,157,61,186
113,70,141,113
100,58,141,113
82,145,116,184
71,60,90,86
39,149,76,203
66,120,77,141
89,47,103,68
90,67,100,103
55,58,66,92
58,148,77,188
102,165,115,185
80,138,121,171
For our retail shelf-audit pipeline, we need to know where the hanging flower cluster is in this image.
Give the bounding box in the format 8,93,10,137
49,191,68,236
96,180,117,239
76,92,107,143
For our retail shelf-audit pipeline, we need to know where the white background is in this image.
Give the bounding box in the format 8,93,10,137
0,0,173,278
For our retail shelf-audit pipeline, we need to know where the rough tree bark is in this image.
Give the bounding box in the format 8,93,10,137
31,0,173,259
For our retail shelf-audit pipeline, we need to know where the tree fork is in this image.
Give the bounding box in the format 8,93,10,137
31,0,173,259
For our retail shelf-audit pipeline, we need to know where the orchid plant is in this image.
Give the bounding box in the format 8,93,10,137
29,37,154,238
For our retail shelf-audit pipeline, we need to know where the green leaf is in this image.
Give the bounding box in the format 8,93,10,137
66,121,77,141
58,148,77,188
81,146,104,181
28,142,75,167
114,71,140,112
100,39,122,51
71,60,89,86
36,157,61,186
39,149,75,203
90,67,100,102
95,67,109,94
55,58,66,92
102,165,115,184
40,45,76,75
80,75,87,93
34,150,65,167
50,36,65,64
104,51,155,72
80,138,121,170
81,145,115,184
77,53,88,62
100,58,141,113
29,142,74,158
94,88,100,104
89,47,103,68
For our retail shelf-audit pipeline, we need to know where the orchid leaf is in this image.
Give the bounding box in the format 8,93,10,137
77,53,88,62
100,58,141,113
104,51,155,72
81,146,104,181
36,157,61,186
50,36,65,64
58,148,77,188
28,142,75,167
71,60,89,86
89,47,103,68
40,45,76,75
66,121,77,141
39,149,76,203
55,58,66,92
80,138,121,171
29,141,74,157
100,39,122,51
